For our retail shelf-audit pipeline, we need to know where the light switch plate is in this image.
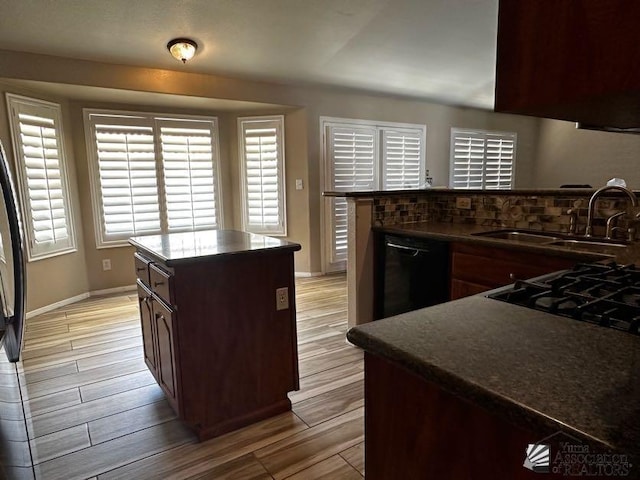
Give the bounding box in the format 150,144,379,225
295,179,303,190
276,287,289,311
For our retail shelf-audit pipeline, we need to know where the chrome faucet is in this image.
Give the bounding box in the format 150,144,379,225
605,211,626,239
585,185,638,237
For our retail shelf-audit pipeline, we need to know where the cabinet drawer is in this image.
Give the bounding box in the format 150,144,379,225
150,263,174,305
451,251,540,287
134,253,151,287
450,279,492,300
450,243,577,288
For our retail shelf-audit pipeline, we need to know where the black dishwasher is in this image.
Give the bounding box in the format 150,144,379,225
375,234,449,319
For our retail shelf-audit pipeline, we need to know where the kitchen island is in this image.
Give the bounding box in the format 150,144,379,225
129,229,301,441
348,295,640,479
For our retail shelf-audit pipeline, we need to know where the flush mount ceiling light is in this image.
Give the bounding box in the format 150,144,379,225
167,38,198,63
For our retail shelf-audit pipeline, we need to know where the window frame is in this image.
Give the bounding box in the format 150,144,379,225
84,108,223,248
6,93,77,262
238,115,287,236
449,128,517,190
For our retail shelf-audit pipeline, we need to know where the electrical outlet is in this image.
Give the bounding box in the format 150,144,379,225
456,197,472,209
102,259,112,271
276,287,289,311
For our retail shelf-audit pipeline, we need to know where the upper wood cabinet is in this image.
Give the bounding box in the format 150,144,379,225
495,0,640,129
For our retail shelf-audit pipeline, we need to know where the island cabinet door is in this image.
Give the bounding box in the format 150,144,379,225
151,296,181,413
136,281,158,377
364,353,543,480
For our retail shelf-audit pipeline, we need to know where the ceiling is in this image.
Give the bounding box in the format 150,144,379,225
0,0,499,109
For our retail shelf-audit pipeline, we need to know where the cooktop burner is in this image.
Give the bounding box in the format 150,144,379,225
489,262,640,335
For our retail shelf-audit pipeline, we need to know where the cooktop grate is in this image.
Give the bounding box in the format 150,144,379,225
489,262,640,335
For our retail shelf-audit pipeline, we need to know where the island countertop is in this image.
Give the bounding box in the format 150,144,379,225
347,295,640,456
129,229,301,266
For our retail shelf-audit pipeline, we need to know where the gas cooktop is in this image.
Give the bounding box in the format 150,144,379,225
489,262,640,335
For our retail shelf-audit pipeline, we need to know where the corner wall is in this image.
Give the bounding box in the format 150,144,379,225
0,81,90,311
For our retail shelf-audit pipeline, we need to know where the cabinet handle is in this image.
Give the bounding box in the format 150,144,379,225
136,267,146,272
386,242,430,256
154,281,164,287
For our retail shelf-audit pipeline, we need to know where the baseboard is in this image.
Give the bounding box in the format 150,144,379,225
26,292,90,319
90,285,136,297
26,285,137,319
294,271,324,278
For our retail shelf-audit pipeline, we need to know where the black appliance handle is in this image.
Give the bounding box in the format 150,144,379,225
0,141,26,362
386,242,430,257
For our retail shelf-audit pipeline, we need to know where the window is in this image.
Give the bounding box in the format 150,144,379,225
450,128,516,189
238,116,286,235
321,117,426,270
381,129,424,190
6,94,76,261
84,110,221,247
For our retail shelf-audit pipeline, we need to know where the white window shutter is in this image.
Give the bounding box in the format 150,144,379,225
158,120,219,232
485,134,515,189
7,95,76,260
322,118,426,270
450,129,516,189
91,119,161,241
382,129,424,190
327,125,377,264
239,116,286,235
451,132,486,189
330,127,377,192
85,110,223,247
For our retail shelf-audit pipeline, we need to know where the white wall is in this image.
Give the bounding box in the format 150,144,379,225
0,50,545,309
0,80,90,311
533,119,640,189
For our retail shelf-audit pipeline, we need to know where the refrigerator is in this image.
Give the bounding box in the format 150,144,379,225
0,139,32,479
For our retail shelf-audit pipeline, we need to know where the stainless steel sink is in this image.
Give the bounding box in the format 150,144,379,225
473,229,629,252
547,239,628,251
472,230,562,243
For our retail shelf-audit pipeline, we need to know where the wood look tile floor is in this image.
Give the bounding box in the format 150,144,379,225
18,274,363,480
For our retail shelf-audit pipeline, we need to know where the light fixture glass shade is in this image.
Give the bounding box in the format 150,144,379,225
167,38,197,63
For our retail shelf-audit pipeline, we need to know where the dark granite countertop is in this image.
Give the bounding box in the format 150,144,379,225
347,296,640,457
129,229,301,266
374,222,640,264
323,188,604,197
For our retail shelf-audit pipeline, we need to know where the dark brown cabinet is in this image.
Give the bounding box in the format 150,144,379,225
495,0,640,129
364,353,571,479
135,261,181,413
136,282,157,373
450,243,580,300
152,296,179,405
131,230,300,441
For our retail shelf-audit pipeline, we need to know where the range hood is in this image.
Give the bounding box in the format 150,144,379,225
576,123,640,135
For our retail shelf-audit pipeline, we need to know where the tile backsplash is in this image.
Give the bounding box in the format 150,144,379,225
372,192,635,238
